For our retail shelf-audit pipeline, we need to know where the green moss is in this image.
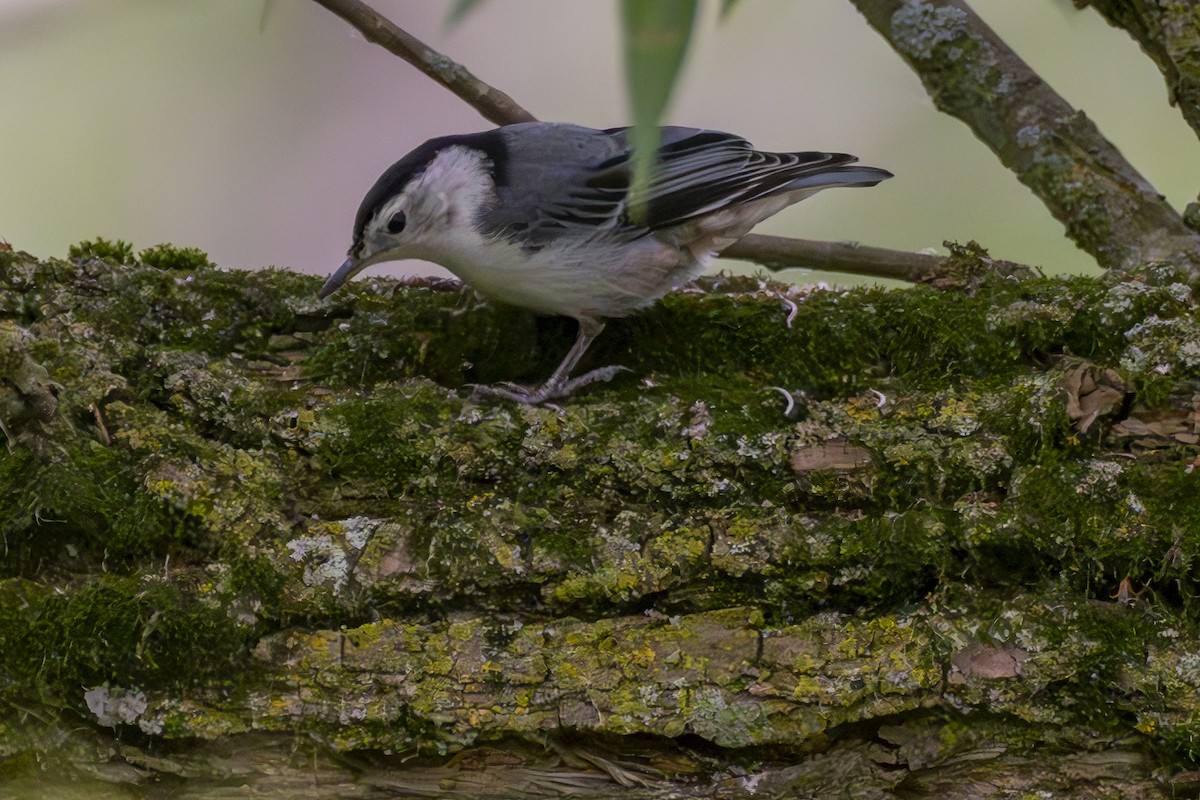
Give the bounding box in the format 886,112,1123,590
63,239,235,291
0,579,52,687
67,237,134,264
219,542,286,616
978,370,1074,466
138,243,213,271
9,246,1200,778
1,574,250,695
0,437,193,571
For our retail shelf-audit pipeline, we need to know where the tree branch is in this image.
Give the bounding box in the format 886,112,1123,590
310,0,997,284
722,234,945,281
850,0,1200,279
310,0,535,126
1074,1,1200,147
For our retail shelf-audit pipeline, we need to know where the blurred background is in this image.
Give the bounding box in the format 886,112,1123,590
1,0,1196,286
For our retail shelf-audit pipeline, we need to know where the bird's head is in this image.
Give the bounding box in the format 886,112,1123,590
318,132,504,299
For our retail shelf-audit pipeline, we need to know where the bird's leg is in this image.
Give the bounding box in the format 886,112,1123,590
540,318,605,390
469,318,629,404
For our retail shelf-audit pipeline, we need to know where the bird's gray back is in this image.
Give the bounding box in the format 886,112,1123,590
483,123,708,245
483,124,621,241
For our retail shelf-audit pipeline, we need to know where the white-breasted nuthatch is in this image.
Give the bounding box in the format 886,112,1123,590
319,122,891,403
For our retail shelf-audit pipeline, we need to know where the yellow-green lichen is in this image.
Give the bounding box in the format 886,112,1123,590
7,246,1200,781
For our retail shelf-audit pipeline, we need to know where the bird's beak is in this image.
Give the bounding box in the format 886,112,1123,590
318,257,360,299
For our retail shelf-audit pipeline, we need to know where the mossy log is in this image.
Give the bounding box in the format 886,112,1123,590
3,242,1200,797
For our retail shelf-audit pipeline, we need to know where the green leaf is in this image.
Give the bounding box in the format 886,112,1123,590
445,0,487,29
620,0,698,220
720,0,742,20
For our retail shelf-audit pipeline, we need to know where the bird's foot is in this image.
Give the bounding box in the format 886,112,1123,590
468,365,630,405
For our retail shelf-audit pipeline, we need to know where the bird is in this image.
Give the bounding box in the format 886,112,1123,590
319,122,891,404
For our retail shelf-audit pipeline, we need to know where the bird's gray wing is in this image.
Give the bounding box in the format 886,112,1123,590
483,123,629,244
597,127,867,231
486,124,886,246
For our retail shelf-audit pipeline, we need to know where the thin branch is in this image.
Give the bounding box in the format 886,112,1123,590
310,0,977,284
850,0,1200,279
311,0,535,126
722,234,945,281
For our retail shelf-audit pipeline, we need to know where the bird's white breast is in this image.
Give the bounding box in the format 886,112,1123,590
432,228,705,322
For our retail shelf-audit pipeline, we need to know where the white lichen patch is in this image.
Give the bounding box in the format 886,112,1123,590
85,684,157,733
339,515,382,550
287,535,352,593
890,1,969,60
1122,315,1200,374
1075,459,1124,497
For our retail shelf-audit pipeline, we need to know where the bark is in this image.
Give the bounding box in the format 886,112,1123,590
726,233,989,282
850,0,1200,277
4,243,1200,796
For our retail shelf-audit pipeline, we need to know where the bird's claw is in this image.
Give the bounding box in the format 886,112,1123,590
467,365,631,405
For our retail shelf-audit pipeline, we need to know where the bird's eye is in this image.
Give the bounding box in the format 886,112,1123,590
387,211,407,234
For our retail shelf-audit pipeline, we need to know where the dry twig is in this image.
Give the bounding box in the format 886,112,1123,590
724,234,945,281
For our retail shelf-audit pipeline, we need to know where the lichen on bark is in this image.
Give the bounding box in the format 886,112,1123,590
3,242,1200,796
